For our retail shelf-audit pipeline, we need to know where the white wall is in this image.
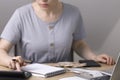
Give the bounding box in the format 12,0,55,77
0,0,120,61
61,0,120,61
0,0,32,55
0,0,32,34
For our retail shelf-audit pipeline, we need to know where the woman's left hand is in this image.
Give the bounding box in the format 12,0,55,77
95,54,115,65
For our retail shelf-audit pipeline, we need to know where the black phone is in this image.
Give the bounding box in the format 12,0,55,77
79,60,101,67
0,71,32,79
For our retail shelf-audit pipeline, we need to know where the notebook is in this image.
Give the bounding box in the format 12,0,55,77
21,63,66,78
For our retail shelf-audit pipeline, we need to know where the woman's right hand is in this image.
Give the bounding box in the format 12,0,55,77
8,56,26,71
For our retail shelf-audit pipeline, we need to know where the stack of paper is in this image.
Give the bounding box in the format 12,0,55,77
59,76,87,80
21,63,66,77
68,68,103,78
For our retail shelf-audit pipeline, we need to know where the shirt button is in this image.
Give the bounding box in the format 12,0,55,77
50,43,54,47
49,26,54,30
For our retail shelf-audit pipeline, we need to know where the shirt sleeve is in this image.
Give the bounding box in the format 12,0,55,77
73,10,86,41
0,9,22,45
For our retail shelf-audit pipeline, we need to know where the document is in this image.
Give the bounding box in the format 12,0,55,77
21,63,66,77
68,68,103,78
59,76,87,80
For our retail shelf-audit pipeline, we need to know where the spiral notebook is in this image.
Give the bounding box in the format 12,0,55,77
21,63,66,78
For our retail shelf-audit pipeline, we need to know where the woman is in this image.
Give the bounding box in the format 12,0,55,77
0,0,115,71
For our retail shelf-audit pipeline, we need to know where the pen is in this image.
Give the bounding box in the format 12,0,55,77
12,59,32,64
24,59,33,64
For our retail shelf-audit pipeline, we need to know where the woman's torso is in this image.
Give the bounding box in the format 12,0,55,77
2,3,85,63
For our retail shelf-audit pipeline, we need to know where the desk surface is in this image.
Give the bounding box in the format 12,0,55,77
0,63,114,80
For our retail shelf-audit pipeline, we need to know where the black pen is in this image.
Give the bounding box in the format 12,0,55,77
24,60,33,64
12,59,32,64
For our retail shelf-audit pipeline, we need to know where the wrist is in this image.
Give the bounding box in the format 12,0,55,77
89,53,97,61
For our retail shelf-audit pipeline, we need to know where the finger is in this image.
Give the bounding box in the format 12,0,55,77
8,62,12,69
106,56,113,65
13,56,24,66
8,59,13,69
102,55,109,64
10,60,16,69
105,56,109,65
15,62,21,71
17,56,24,63
111,58,115,65
108,57,111,65
108,57,113,65
98,58,107,63
103,56,115,65
107,57,111,65
104,54,113,65
8,60,16,69
109,57,113,65
96,55,107,63
23,62,27,66
113,59,116,65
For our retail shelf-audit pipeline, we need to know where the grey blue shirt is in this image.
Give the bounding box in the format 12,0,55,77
0,3,85,63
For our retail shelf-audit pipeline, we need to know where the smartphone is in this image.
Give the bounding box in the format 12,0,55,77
0,71,31,79
79,60,101,67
